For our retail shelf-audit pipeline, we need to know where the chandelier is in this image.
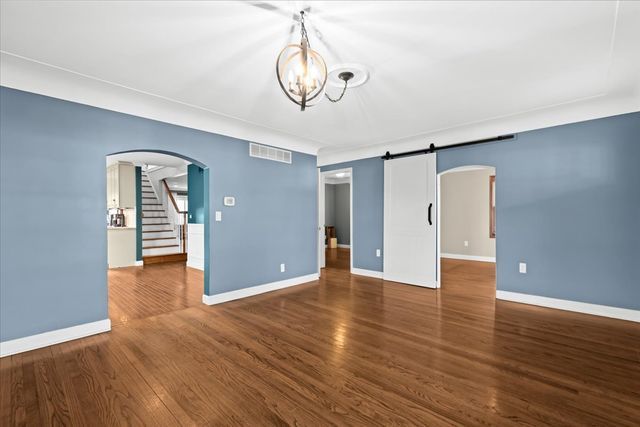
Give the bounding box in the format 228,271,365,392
276,11,352,111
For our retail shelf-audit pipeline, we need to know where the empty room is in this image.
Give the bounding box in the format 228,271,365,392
1,1,639,426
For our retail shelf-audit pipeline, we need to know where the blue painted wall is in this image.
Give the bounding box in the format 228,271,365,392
0,87,317,342
135,166,142,261
322,112,640,310
321,158,384,271
187,164,205,224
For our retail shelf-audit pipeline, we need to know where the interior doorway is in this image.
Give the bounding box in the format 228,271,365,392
437,165,497,294
105,150,209,325
318,168,353,273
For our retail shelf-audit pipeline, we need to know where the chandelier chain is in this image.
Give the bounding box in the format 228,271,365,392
300,11,311,48
325,79,348,103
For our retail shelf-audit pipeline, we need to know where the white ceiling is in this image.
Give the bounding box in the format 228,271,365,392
2,1,639,162
106,152,189,168
165,175,188,192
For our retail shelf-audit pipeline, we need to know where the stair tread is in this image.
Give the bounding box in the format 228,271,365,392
143,223,171,225
143,244,179,249
143,237,176,241
142,229,173,233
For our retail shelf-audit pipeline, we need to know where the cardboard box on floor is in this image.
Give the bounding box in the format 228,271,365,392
329,238,338,248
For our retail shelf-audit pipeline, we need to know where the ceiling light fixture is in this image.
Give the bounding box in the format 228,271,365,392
276,11,353,111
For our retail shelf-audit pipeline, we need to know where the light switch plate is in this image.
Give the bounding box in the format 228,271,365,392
376,249,381,257
223,196,235,206
464,240,469,247
280,263,286,272
215,211,222,222
519,262,527,274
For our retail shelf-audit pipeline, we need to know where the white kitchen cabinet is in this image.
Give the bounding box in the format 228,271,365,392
107,162,135,209
107,227,137,268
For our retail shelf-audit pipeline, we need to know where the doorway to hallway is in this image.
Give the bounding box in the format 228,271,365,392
318,168,353,275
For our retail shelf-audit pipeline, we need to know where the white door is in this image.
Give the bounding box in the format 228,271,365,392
383,153,437,287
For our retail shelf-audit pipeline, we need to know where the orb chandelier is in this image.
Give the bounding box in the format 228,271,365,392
276,11,352,111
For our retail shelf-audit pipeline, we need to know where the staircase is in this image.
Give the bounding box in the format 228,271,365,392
141,172,183,259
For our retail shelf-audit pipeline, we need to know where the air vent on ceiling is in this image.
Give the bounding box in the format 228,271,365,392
249,143,292,164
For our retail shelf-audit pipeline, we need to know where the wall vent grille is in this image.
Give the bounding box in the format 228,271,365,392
250,143,292,164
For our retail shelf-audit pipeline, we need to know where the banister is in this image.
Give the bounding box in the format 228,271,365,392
162,179,187,214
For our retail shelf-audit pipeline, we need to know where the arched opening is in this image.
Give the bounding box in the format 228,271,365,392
437,165,496,297
105,150,210,325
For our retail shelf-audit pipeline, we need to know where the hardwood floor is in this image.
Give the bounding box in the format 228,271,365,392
108,261,202,326
2,259,639,425
325,247,350,270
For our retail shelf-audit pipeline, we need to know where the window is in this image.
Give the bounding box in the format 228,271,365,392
489,175,496,238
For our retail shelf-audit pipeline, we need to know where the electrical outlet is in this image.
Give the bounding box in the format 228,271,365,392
215,211,222,222
376,249,381,257
280,263,286,273
519,262,527,274
464,240,469,247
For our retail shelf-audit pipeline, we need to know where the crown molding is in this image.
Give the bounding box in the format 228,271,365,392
0,52,322,156
317,90,640,166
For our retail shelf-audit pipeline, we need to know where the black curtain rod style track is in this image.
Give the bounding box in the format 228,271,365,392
381,134,516,160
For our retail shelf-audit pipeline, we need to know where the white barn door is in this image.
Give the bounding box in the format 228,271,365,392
383,153,438,287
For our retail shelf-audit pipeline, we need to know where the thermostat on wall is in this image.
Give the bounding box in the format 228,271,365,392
223,196,235,206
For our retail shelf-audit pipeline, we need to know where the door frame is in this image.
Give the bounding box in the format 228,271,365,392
318,167,353,275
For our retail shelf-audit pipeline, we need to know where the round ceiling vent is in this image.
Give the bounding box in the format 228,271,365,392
327,63,370,88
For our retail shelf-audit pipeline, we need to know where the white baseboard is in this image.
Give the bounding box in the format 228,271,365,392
186,260,204,271
441,253,496,263
351,268,383,279
202,273,319,305
0,319,111,357
135,260,144,266
337,244,351,248
496,290,640,323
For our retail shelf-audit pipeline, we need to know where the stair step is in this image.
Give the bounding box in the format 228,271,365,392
143,253,187,265
143,222,171,226
143,215,168,218
143,203,162,206
143,244,179,249
143,237,175,241
143,229,173,233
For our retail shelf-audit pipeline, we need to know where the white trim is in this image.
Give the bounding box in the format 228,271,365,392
186,261,204,271
0,319,111,357
135,260,144,266
496,290,640,323
441,253,496,263
0,52,321,155
202,273,319,305
337,244,351,249
351,268,383,279
318,169,325,273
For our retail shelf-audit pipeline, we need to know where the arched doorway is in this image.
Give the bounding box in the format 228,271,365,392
105,150,210,325
437,165,496,295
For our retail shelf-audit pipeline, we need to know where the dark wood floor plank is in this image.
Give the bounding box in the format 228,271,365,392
1,250,639,426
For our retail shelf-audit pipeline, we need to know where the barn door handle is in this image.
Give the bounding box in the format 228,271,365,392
428,203,433,225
